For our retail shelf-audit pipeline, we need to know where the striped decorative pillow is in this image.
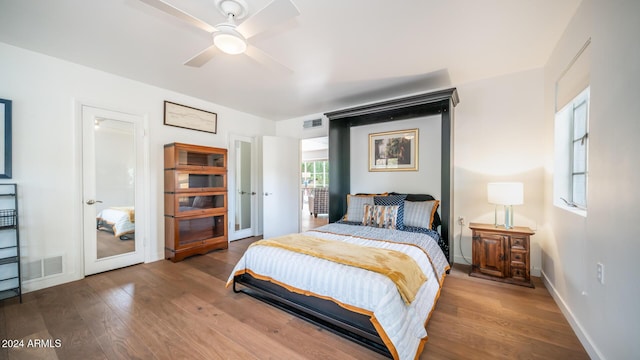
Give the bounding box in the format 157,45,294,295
374,195,407,229
403,200,440,229
362,204,399,229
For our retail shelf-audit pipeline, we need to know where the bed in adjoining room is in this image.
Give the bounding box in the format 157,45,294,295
228,193,448,359
96,206,135,240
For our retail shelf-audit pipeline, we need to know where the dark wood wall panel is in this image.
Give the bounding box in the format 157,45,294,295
327,120,351,222
324,88,459,264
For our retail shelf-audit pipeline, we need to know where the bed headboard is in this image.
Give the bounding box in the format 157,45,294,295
325,88,459,265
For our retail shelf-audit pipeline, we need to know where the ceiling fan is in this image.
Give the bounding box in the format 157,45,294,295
139,0,299,70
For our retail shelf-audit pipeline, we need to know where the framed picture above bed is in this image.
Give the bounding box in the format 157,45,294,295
369,128,418,172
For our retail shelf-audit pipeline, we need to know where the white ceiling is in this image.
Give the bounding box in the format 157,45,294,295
0,0,580,120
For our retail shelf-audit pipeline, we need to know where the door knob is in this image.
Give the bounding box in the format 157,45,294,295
264,192,273,196
251,192,256,195
86,199,103,205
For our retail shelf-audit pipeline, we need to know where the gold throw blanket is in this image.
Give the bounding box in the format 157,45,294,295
252,234,427,304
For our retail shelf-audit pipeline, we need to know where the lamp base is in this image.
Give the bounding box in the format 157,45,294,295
504,205,514,229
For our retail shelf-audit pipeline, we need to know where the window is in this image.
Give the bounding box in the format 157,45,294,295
554,87,589,212
570,93,588,207
301,160,329,188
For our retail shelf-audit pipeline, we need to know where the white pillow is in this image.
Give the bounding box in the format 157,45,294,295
403,200,439,229
344,195,374,221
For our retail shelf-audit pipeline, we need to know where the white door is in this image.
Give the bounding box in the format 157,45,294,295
262,136,300,238
82,105,145,275
229,135,257,241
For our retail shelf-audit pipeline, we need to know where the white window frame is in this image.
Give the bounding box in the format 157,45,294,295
302,160,329,188
569,91,589,208
554,87,590,215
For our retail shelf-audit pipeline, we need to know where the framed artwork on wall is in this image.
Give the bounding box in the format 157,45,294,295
164,101,217,134
0,98,12,179
369,128,418,172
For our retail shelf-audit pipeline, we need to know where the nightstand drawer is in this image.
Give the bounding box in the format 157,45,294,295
511,250,527,265
510,264,527,280
510,235,528,250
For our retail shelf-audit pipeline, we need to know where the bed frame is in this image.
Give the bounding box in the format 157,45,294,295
233,273,392,357
234,89,459,357
233,224,450,358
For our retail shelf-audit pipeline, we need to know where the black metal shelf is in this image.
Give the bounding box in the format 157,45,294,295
0,288,21,301
0,184,20,303
0,256,19,266
0,208,16,227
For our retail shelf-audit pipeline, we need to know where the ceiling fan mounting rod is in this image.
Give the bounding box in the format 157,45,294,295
216,0,249,20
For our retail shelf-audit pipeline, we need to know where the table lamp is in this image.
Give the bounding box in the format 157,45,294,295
487,182,523,229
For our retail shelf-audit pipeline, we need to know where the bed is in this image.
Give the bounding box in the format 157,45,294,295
228,194,449,359
96,206,135,239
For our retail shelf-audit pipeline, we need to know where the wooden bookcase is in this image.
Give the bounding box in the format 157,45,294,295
164,143,228,262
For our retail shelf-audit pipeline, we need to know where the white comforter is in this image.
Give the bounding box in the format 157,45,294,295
97,207,135,237
227,223,449,360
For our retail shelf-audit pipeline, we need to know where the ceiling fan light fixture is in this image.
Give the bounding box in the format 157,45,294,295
213,26,247,55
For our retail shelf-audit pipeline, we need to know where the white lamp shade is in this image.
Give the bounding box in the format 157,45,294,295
487,182,523,205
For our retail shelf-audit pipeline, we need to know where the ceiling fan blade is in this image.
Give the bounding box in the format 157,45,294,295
139,0,217,33
184,45,220,67
245,45,293,73
237,0,300,39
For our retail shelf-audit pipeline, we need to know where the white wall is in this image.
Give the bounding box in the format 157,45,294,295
95,123,135,214
454,69,546,270
0,42,275,292
276,113,328,140
301,149,328,162
542,0,640,358
349,116,441,197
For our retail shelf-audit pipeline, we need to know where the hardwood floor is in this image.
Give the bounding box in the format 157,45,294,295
96,230,135,259
0,237,588,360
300,202,328,232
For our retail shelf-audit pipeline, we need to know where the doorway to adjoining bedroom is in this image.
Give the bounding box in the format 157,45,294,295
301,137,329,232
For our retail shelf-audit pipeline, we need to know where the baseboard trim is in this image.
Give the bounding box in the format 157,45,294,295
540,269,604,360
453,254,472,266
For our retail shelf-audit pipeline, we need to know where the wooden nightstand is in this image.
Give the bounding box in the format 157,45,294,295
469,222,535,288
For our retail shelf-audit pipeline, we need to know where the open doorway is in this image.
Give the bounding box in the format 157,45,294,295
301,137,329,231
